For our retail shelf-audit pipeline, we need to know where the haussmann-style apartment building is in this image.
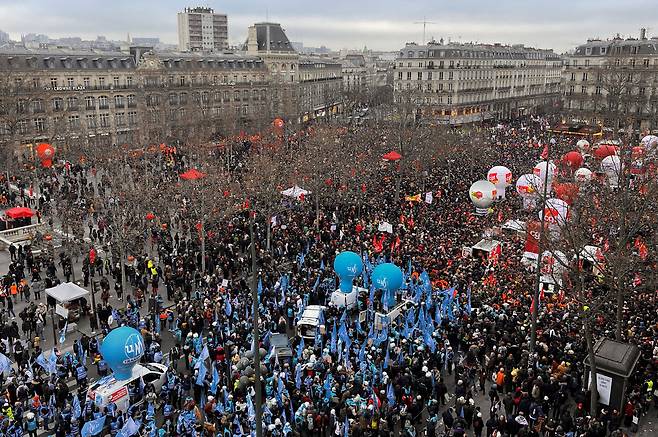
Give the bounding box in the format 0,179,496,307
0,45,270,149
562,29,658,131
394,40,562,124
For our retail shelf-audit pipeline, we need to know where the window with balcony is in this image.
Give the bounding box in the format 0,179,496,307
67,97,78,110
86,114,97,128
98,96,109,109
50,78,58,88
68,115,80,129
85,96,95,110
417,72,422,80
83,77,90,87
67,77,75,87
114,95,124,108
128,111,137,125
98,77,106,88
32,99,44,113
406,72,412,80
34,118,46,133
127,94,136,108
115,112,125,126
127,76,133,87
99,113,110,128
52,98,64,111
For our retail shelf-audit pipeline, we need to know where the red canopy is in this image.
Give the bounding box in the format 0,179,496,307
383,151,402,161
180,169,207,181
5,207,35,219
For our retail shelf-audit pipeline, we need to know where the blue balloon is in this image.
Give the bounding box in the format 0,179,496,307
372,263,404,307
371,263,404,293
100,326,145,380
333,251,364,293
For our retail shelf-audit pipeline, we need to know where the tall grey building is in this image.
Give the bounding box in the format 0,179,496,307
0,30,10,43
177,7,228,52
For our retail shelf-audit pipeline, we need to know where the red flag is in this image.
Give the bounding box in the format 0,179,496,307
540,144,549,160
530,296,536,313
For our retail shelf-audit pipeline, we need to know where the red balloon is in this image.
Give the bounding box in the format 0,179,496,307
593,144,618,159
562,151,583,170
632,146,645,159
553,182,579,205
36,143,55,161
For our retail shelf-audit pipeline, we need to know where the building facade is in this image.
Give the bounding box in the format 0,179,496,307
177,7,228,52
394,41,562,124
245,22,343,122
0,46,269,149
298,57,343,122
562,30,658,131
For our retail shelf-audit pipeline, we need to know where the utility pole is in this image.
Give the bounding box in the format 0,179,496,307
413,17,436,45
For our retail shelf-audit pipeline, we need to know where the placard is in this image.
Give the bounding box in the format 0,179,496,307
588,372,612,405
55,304,69,319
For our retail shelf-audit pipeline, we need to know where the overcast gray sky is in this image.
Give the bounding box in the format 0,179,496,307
1,0,656,52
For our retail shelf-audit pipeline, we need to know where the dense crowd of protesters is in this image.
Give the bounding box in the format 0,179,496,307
0,116,656,437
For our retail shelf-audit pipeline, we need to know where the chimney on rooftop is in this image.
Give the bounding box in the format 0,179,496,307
640,28,647,40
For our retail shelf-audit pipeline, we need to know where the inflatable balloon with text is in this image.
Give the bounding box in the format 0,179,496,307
333,251,363,293
487,166,512,200
468,180,497,214
100,326,145,380
372,263,403,307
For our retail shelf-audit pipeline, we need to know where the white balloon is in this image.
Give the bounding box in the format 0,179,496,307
515,174,540,198
574,167,593,183
601,155,622,187
533,161,557,192
468,180,497,213
576,139,590,153
487,166,513,199
539,198,569,227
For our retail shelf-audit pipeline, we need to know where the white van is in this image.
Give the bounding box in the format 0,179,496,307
296,305,326,339
87,363,167,412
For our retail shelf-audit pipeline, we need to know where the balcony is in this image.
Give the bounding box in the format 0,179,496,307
98,105,110,110
85,106,96,111
127,103,137,108
67,106,79,112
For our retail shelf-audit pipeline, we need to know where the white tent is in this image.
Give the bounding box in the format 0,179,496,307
281,185,310,200
46,282,90,303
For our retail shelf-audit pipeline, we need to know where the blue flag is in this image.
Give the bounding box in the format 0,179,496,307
387,382,396,406
116,417,140,437
196,361,207,386
383,344,390,369
258,277,263,295
330,321,337,353
295,363,302,389
47,349,58,374
155,311,161,334
0,352,12,375
59,320,68,344
210,364,219,394
320,259,325,271
81,415,106,437
72,394,82,419
225,297,232,316
466,286,472,315
296,337,305,359
343,416,349,437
